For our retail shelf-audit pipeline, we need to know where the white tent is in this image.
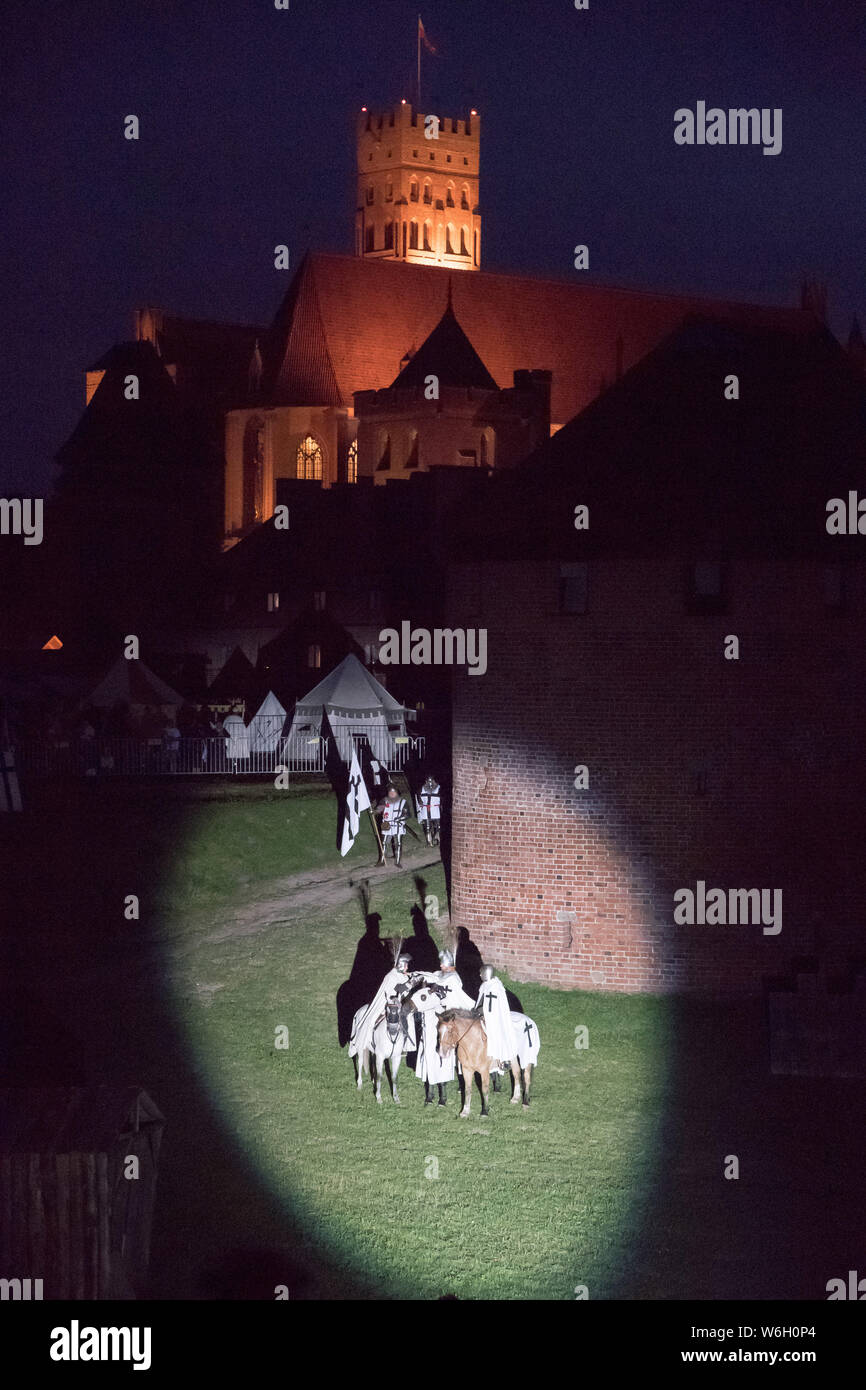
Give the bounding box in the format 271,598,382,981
222,713,250,761
83,657,184,709
286,654,413,764
248,691,287,753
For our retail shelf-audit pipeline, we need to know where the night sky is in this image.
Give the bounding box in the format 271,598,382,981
1,0,863,492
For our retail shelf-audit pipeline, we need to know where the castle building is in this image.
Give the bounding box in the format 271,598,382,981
355,102,481,270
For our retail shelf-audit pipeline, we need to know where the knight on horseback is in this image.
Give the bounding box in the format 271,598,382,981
414,948,474,1107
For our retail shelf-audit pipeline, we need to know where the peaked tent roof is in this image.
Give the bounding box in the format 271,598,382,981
250,690,287,724
85,657,184,708
295,654,408,717
260,253,816,428
391,295,499,391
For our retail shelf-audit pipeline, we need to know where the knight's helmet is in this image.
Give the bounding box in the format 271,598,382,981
397,953,412,971
480,963,495,982
386,784,399,799
423,775,438,791
438,949,454,968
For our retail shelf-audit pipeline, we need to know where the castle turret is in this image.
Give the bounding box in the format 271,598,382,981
355,101,481,270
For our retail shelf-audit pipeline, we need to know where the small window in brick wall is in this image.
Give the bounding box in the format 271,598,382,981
559,562,588,614
687,560,727,614
267,592,280,612
823,564,845,609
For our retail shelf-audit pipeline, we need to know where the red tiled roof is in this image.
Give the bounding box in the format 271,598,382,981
264,253,814,426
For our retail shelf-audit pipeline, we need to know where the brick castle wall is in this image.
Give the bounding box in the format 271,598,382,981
449,557,866,994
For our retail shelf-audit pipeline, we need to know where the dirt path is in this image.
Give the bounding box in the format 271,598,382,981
184,840,448,949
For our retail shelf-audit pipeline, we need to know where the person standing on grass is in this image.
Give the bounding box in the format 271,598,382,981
377,783,409,867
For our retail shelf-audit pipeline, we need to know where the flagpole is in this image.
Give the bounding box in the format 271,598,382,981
369,806,385,863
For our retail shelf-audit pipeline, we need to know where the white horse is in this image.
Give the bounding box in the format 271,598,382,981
350,980,447,1104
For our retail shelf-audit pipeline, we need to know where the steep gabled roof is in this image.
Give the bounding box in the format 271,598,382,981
261,253,343,406
258,253,814,426
391,294,499,390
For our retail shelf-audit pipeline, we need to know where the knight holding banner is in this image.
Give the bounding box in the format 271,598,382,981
377,783,409,866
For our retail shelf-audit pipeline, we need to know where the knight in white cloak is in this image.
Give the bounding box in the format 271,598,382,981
413,949,474,1105
349,953,416,1067
377,784,409,866
475,964,517,1075
416,776,441,847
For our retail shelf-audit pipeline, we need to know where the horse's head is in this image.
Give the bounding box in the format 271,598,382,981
384,1000,404,1042
437,1010,459,1052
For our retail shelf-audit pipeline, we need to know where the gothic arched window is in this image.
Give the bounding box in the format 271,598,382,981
409,220,419,249
461,185,470,210
242,418,266,527
347,438,358,484
365,185,374,205
384,220,394,250
307,643,322,670
446,224,455,255
446,182,455,208
297,435,323,481
405,432,419,470
423,180,432,205
423,221,432,251
365,224,375,252
377,434,391,472
410,179,419,202
460,226,469,256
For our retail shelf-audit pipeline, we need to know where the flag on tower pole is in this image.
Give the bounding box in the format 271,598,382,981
417,15,438,107
340,745,372,856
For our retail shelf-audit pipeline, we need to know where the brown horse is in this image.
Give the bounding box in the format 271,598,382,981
437,1009,525,1117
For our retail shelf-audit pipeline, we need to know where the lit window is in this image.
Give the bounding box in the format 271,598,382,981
307,644,322,669
313,590,326,611
347,438,358,483
242,418,266,527
559,563,588,615
297,435,323,481
267,592,280,612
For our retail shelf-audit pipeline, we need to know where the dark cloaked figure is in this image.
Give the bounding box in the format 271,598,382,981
336,910,391,1046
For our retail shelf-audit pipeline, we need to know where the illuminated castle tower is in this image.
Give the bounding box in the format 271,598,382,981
355,101,481,270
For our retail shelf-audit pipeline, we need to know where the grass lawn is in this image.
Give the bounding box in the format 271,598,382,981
3,779,863,1299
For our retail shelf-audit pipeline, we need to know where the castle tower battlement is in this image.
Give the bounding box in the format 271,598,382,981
355,101,481,270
